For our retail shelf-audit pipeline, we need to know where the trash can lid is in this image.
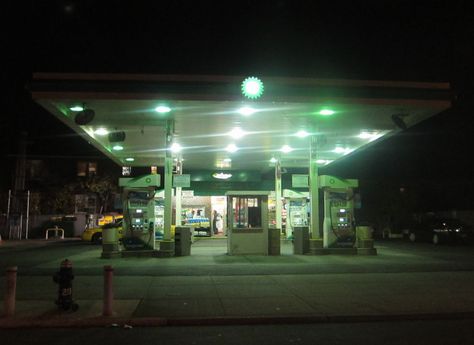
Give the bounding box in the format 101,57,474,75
61,259,72,267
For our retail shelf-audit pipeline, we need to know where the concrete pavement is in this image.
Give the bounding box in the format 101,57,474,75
1,238,474,327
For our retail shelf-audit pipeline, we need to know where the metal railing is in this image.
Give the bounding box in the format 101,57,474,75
45,226,65,240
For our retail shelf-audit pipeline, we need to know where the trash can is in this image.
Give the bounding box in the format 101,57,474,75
175,226,191,256
355,226,377,255
268,228,281,255
102,227,121,258
293,226,309,254
356,226,373,247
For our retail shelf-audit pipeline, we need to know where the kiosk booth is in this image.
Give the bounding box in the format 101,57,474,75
226,191,275,255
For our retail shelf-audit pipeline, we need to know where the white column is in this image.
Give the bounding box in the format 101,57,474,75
25,190,30,240
309,134,320,240
275,159,282,232
323,188,331,248
175,158,183,226
164,121,173,241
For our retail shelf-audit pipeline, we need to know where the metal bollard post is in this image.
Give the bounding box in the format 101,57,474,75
4,266,18,317
103,265,114,316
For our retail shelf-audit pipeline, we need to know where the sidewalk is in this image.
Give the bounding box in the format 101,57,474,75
2,271,474,328
0,238,81,251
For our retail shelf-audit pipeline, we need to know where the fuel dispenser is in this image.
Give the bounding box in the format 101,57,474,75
319,175,358,248
283,189,309,239
119,174,161,251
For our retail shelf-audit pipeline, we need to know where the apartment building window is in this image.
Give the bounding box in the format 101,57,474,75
77,161,98,176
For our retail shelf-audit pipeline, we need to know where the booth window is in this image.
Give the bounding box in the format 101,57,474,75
232,196,262,228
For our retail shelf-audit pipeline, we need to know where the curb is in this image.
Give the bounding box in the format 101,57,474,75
1,312,474,329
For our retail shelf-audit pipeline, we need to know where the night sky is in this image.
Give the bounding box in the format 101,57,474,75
3,0,474,187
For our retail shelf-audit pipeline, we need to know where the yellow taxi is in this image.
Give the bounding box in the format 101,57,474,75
98,213,123,226
82,218,124,244
82,218,176,243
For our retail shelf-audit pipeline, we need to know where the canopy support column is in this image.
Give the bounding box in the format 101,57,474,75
275,159,282,233
175,157,183,226
160,120,175,257
309,134,323,254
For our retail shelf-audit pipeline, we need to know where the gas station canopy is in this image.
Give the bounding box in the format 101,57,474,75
31,73,451,172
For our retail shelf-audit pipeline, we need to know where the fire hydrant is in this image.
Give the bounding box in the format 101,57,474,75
53,259,79,311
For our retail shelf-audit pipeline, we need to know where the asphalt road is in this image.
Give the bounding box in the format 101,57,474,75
1,319,474,345
1,238,474,276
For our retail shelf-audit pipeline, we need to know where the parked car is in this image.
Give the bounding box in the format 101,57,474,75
82,218,124,244
407,218,473,245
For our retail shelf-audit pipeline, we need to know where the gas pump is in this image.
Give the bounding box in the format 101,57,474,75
283,190,309,239
154,190,165,240
119,174,161,251
319,175,358,248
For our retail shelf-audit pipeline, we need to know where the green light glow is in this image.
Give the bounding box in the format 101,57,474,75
155,105,171,113
70,105,84,112
319,109,335,116
112,145,124,151
281,145,293,153
125,157,135,162
241,77,264,99
270,157,278,163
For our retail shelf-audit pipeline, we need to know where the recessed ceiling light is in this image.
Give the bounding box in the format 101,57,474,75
155,105,171,113
316,159,327,164
319,109,335,116
296,130,309,138
358,131,382,141
112,145,124,151
229,127,246,139
94,128,109,136
212,172,233,180
70,105,84,112
223,158,232,162
125,157,135,162
170,143,182,153
270,157,278,163
280,145,293,153
225,144,238,153
333,147,352,155
238,107,257,116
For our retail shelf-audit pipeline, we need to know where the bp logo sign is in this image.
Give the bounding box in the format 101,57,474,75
241,77,264,99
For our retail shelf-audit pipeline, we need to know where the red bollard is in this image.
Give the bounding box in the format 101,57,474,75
103,265,114,316
4,266,18,317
